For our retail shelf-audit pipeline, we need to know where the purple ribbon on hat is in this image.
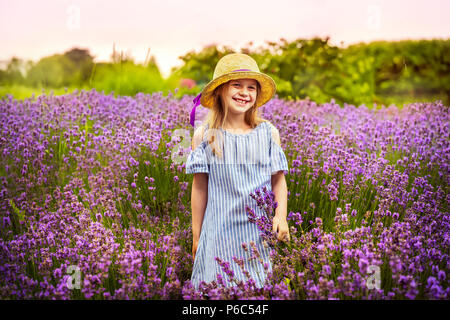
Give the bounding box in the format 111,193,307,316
189,69,252,127
190,93,202,127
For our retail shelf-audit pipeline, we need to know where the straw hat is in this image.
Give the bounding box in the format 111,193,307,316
189,53,276,126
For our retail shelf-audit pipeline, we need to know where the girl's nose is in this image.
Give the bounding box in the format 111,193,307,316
239,88,250,97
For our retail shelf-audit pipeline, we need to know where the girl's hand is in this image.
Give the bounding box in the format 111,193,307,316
192,238,199,260
272,216,290,242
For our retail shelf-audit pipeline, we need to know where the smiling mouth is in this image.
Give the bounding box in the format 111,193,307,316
233,98,250,106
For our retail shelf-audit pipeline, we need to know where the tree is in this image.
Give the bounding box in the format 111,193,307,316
63,47,95,86
26,54,74,87
0,57,26,85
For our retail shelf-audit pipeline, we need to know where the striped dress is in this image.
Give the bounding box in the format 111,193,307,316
185,120,289,290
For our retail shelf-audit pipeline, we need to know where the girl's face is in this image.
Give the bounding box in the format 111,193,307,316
221,78,258,115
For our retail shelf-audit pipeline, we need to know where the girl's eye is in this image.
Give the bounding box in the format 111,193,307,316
233,84,255,89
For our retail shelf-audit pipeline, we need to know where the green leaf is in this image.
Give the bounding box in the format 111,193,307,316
9,199,24,222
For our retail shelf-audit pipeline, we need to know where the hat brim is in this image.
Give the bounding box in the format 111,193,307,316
199,71,276,109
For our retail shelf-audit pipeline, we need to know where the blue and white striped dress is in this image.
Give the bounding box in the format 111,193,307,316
185,120,289,290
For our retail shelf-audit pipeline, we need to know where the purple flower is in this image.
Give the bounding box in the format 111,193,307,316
0,90,447,301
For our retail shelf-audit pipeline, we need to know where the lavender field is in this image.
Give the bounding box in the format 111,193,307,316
0,89,448,300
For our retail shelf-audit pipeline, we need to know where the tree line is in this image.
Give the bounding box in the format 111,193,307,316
1,37,448,107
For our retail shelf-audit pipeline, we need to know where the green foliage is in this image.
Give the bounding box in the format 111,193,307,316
26,54,73,87
1,39,448,106
0,46,194,100
174,44,236,87
172,38,450,107
64,48,95,87
2,48,94,88
255,38,342,103
330,50,377,106
0,85,85,101
8,199,26,235
0,57,26,85
90,61,165,97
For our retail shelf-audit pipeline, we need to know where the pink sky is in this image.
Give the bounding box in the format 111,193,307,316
1,0,449,78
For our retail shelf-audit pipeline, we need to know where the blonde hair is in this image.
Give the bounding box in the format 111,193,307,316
203,80,267,158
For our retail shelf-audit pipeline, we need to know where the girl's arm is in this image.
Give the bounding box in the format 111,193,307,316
272,171,287,220
191,126,208,259
192,173,208,259
272,171,289,241
270,125,290,242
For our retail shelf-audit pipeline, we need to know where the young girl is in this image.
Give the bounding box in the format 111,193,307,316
185,53,290,290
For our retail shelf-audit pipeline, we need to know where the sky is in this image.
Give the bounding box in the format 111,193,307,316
1,0,449,78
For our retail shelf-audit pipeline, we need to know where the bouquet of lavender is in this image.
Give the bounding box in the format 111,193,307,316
246,186,281,250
